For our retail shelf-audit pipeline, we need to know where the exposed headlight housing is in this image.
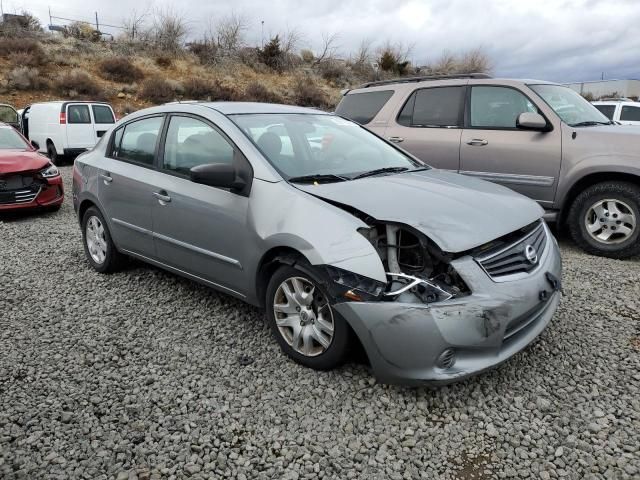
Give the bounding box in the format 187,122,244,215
40,164,60,178
325,265,386,300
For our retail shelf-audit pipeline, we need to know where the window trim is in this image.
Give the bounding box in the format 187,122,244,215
106,113,166,169
464,84,553,132
394,85,467,129
67,104,92,125
157,112,254,196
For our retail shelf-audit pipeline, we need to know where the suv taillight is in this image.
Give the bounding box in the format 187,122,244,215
59,112,66,124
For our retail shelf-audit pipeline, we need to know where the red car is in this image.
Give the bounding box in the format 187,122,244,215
0,123,63,212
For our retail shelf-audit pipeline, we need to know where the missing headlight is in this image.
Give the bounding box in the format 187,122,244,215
325,265,386,300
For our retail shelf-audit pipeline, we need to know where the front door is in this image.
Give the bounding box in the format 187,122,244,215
384,86,465,171
459,85,562,206
151,114,251,297
98,115,165,258
66,104,95,150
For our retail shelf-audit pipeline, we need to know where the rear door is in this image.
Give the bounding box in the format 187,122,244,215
383,86,465,171
459,85,561,206
91,104,116,142
66,103,95,149
98,115,165,258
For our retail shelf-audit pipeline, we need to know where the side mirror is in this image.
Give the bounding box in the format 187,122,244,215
517,112,548,131
31,140,40,150
190,163,247,193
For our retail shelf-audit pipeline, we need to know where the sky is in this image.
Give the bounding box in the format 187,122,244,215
5,0,640,82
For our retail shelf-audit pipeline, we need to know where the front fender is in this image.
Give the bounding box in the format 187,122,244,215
249,179,386,282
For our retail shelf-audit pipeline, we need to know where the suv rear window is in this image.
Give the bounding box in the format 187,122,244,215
594,104,616,120
397,87,465,127
620,105,640,121
335,90,393,125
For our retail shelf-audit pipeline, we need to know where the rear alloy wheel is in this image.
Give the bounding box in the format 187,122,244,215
265,265,350,370
82,206,124,273
568,182,640,258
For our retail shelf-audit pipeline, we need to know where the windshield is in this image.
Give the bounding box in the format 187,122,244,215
530,84,611,127
230,113,422,181
0,127,29,150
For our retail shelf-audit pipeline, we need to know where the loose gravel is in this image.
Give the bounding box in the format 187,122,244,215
1,166,639,480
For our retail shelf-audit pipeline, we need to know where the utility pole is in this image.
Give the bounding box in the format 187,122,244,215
261,20,264,48
95,11,99,32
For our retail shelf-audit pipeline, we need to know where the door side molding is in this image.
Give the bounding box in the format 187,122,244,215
459,170,555,187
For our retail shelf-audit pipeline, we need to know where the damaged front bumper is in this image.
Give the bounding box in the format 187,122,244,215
334,229,562,385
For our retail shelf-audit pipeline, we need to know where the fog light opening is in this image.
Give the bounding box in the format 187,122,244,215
436,348,456,369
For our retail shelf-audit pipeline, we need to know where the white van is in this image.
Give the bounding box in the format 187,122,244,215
22,101,116,163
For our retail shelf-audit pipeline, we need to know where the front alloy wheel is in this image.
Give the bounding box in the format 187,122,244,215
584,199,636,245
265,265,351,370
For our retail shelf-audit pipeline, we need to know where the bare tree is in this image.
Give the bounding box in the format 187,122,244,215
210,12,248,54
280,27,303,56
151,8,189,55
313,32,340,66
459,47,492,73
352,38,373,66
122,7,151,41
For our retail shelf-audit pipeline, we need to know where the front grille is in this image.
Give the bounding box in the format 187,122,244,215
476,221,547,280
0,174,41,205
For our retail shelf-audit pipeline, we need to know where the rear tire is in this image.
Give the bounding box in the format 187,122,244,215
46,142,59,165
568,182,640,259
265,264,351,371
81,206,124,273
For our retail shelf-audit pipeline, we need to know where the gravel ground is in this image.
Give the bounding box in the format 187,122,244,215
1,166,639,480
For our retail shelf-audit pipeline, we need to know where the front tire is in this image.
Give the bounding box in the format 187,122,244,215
81,206,124,273
265,264,351,370
568,182,640,258
47,142,59,165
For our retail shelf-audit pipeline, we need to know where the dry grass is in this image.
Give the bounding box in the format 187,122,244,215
54,70,103,99
7,67,49,91
242,82,283,103
99,57,144,83
139,77,175,104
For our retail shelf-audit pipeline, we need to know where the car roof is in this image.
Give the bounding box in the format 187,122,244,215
198,102,328,115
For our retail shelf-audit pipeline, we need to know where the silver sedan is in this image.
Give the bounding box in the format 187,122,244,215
73,102,562,385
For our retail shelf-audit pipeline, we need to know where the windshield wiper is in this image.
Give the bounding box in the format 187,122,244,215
353,166,410,180
569,121,612,127
288,173,349,184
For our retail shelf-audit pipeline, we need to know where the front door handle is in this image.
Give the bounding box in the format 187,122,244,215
467,139,488,146
100,173,113,184
153,191,171,203
388,136,404,143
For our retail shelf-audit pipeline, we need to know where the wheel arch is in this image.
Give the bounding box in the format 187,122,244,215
559,171,640,226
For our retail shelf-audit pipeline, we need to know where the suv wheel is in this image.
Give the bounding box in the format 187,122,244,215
82,206,124,273
265,265,351,370
568,182,640,258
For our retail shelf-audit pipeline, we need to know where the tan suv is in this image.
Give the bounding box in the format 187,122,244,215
336,74,640,258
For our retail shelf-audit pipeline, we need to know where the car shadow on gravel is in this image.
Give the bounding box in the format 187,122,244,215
0,208,61,223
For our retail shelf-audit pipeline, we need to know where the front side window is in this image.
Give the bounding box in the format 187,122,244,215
114,116,163,165
620,105,640,122
470,86,539,128
593,104,616,120
530,84,610,127
0,127,29,149
335,90,394,125
231,113,420,180
163,116,234,175
92,105,115,124
398,87,465,127
67,105,91,124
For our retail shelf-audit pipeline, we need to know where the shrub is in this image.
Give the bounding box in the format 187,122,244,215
292,78,329,109
259,35,285,71
182,78,236,101
318,60,349,83
188,40,217,65
155,55,172,68
139,77,175,103
7,67,49,91
99,57,144,83
242,82,283,103
54,70,102,98
0,38,44,61
300,49,315,63
8,51,43,67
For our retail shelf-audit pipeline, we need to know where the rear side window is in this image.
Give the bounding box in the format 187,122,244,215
593,104,616,120
92,105,115,124
68,105,91,124
335,90,394,124
397,87,465,127
620,105,640,121
112,116,163,166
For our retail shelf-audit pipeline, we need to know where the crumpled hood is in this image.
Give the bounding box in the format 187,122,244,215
0,150,49,174
295,169,544,253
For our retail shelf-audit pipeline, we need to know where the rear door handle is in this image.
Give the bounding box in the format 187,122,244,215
153,191,171,203
388,136,404,143
100,173,113,184
467,139,488,146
